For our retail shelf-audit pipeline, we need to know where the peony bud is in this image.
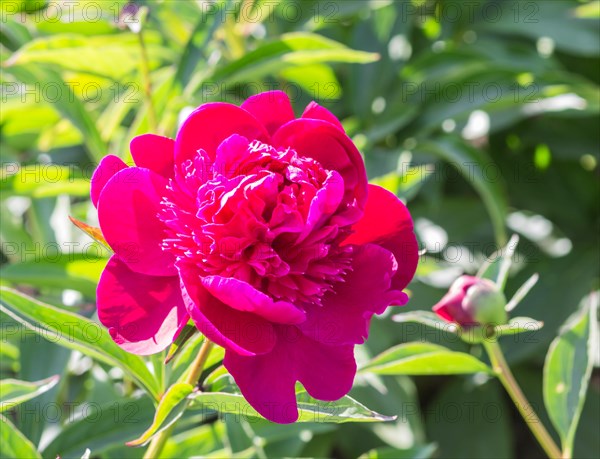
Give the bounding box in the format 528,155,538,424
463,281,508,327
433,276,507,328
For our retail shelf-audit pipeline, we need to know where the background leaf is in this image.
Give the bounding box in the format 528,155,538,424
425,379,513,458
415,137,509,246
0,287,160,400
543,292,599,456
0,415,41,459
0,375,59,411
41,398,156,459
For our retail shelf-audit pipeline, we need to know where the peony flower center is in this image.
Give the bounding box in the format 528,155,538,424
159,135,351,305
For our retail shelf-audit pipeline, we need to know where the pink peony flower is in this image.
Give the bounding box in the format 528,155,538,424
92,91,418,423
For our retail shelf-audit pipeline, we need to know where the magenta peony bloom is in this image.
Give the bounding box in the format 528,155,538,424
432,275,507,328
92,91,418,423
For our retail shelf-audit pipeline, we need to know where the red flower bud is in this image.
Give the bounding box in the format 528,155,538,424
433,276,507,328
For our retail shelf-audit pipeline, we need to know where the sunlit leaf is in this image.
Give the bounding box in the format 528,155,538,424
0,253,106,298
186,32,379,96
127,383,194,447
494,317,544,337
7,32,169,80
0,164,90,198
360,342,492,375
392,311,458,333
189,386,394,423
0,375,59,412
7,65,106,162
0,287,160,400
0,415,41,459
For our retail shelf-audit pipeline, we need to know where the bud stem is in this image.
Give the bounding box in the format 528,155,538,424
184,338,215,386
143,338,215,459
483,341,561,459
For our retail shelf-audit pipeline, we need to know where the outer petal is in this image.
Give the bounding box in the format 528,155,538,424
272,119,368,218
241,90,295,136
224,329,297,423
179,266,276,356
130,134,175,178
224,326,356,424
97,256,188,355
201,275,306,324
301,101,345,132
433,299,475,325
295,336,355,402
174,102,269,165
300,243,408,346
432,275,479,326
97,167,176,276
90,155,127,208
344,185,418,291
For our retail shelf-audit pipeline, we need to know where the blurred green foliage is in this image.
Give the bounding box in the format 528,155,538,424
0,1,598,458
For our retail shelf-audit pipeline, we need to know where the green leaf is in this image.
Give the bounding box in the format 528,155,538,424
160,423,226,459
7,66,106,162
494,317,544,337
41,398,156,459
0,254,106,298
16,333,70,446
0,164,90,198
0,341,19,370
360,342,492,375
505,273,539,312
370,163,434,202
482,1,600,57
188,388,394,423
425,379,513,458
186,32,379,96
7,32,168,80
361,106,420,148
543,292,599,456
359,444,437,459
477,234,520,289
0,375,59,412
0,287,160,400
0,415,41,459
392,310,458,333
127,383,194,447
416,137,509,246
279,64,341,100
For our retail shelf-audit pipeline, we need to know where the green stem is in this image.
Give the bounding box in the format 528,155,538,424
142,425,173,459
138,29,157,133
143,339,215,459
183,339,215,386
484,341,562,459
